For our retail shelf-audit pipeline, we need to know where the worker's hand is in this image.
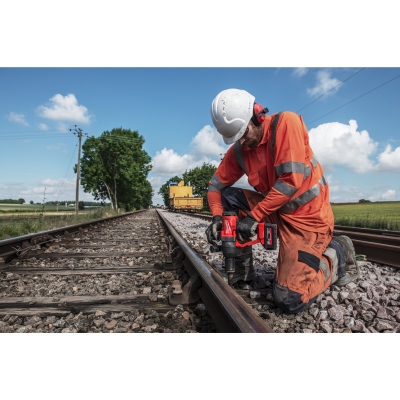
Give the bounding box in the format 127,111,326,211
237,213,258,242
206,215,223,244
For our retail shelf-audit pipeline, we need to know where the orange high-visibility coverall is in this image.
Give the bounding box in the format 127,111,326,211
208,111,335,313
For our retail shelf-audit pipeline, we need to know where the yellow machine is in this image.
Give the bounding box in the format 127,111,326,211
168,181,203,212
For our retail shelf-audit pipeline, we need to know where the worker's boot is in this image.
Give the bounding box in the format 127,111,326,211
324,235,359,286
333,235,359,286
230,246,256,285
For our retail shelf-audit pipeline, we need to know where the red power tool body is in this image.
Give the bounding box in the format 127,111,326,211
221,212,277,250
216,211,277,284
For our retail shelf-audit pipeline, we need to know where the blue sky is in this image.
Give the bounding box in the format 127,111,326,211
2,67,399,206
1,1,399,207
1,0,398,388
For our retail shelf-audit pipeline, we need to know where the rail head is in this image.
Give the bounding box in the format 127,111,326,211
157,210,273,333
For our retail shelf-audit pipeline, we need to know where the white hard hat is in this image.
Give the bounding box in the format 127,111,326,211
210,88,255,144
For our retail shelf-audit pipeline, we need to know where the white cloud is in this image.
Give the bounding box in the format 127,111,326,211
380,189,396,200
8,112,29,126
309,119,378,173
151,125,225,177
307,70,342,97
310,119,400,175
367,188,397,202
37,93,93,124
151,148,195,176
190,125,227,159
292,68,308,78
376,144,400,171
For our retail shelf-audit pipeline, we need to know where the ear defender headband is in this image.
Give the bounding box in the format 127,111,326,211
251,103,269,126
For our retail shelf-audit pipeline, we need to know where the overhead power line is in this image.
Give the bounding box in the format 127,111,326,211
296,68,365,113
306,72,400,126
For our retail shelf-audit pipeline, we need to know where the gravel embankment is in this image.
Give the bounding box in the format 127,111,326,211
161,211,400,333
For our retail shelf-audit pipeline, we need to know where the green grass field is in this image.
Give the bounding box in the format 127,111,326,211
0,205,116,240
332,201,400,231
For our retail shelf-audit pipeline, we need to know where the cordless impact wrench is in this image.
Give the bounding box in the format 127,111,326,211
210,211,277,285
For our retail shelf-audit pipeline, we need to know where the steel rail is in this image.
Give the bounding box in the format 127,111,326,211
333,228,400,247
333,228,400,269
349,240,400,268
157,210,273,333
334,225,400,237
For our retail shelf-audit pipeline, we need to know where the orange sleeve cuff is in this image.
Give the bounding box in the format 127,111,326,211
207,190,223,217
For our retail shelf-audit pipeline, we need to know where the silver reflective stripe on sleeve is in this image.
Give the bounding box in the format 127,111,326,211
273,179,298,197
208,183,219,192
274,161,305,177
209,174,228,191
280,183,320,213
233,141,247,174
280,175,328,213
303,165,311,179
311,155,318,168
303,156,318,180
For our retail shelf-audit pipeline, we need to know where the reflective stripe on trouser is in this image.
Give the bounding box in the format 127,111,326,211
221,187,335,314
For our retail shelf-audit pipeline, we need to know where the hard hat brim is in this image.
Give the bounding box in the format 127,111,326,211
222,124,247,145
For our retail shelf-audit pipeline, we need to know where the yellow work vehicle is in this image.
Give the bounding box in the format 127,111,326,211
168,181,203,212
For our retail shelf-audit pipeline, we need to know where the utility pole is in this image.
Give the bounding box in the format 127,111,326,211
70,125,87,215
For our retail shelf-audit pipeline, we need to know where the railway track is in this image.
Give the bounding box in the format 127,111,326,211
1,209,399,333
0,210,195,332
0,209,272,333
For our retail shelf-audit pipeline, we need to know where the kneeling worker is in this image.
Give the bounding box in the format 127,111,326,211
206,88,359,314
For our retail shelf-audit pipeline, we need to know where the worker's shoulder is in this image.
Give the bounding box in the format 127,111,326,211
274,111,302,125
274,110,299,120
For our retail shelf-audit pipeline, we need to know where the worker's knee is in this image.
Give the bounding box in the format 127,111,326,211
272,279,317,314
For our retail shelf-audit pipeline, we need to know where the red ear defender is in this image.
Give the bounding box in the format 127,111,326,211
251,103,269,126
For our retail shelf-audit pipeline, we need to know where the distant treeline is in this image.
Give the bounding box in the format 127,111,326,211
0,199,26,204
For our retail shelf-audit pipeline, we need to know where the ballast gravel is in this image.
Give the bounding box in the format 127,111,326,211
0,210,217,333
161,211,400,333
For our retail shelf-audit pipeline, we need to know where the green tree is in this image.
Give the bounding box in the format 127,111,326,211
183,162,217,210
18,198,25,204
158,176,182,207
77,128,153,211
